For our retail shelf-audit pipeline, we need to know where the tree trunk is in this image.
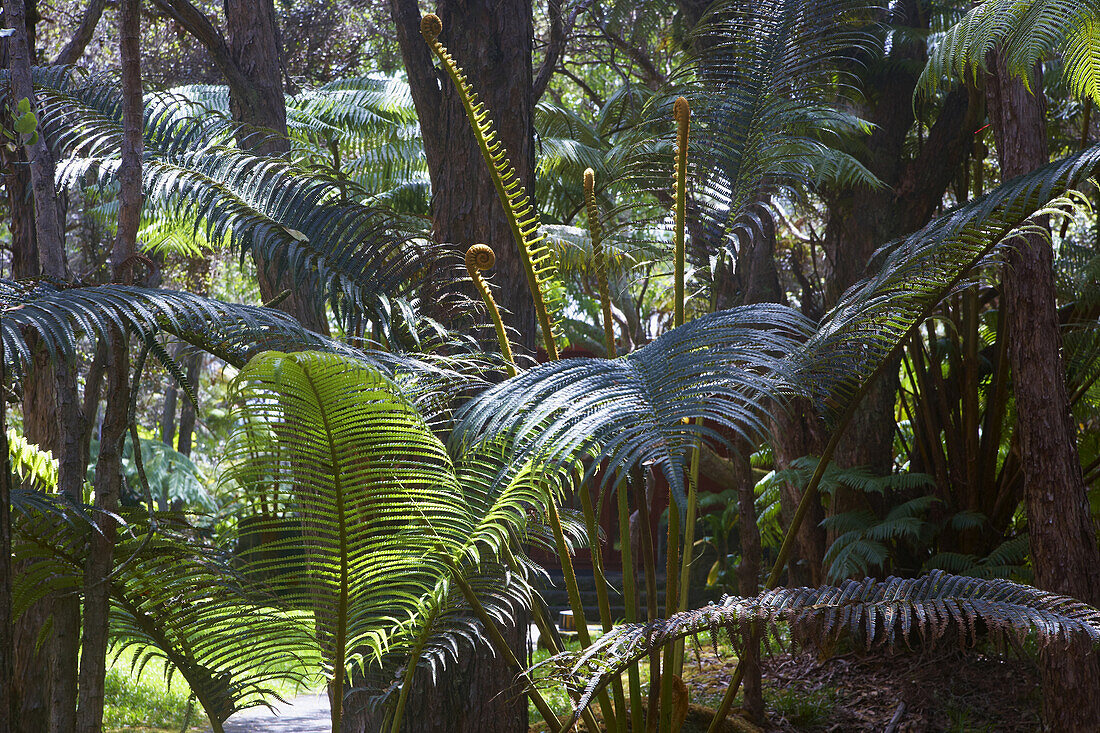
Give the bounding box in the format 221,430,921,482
771,400,827,586
176,352,201,459
4,5,84,731
1,377,12,733
223,0,330,335
985,52,1100,732
75,3,141,729
732,448,763,723
390,0,538,353
821,0,976,546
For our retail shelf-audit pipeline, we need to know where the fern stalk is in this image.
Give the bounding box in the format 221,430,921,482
579,483,627,732
660,97,691,732
421,14,562,359
466,245,517,377
585,168,616,359
547,495,619,730
673,433,702,674
659,499,680,732
673,97,690,329
617,481,644,733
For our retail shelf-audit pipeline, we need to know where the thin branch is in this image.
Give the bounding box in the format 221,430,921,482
148,0,253,101
53,0,107,65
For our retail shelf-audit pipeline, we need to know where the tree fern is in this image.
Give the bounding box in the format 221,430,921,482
542,570,1100,721
918,0,1100,106
419,14,565,358
453,304,813,513
223,350,579,729
17,67,436,337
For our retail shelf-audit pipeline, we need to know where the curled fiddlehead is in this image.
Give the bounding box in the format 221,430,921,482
466,244,517,377
584,168,616,359
421,14,563,359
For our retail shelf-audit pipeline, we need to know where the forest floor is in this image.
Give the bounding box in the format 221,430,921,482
530,644,1043,732
681,645,1042,732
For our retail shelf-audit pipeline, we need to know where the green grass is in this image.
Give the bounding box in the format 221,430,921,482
104,648,206,733
102,643,323,733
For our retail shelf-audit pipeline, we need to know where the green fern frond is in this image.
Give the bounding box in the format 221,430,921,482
7,429,59,491
802,144,1100,422
453,304,813,513
224,351,566,727
420,14,564,358
918,0,1100,106
19,68,436,337
542,570,1100,720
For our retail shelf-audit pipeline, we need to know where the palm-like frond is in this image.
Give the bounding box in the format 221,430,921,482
608,0,878,264
23,67,435,334
223,351,569,726
801,143,1100,420
453,304,814,512
0,280,346,380
12,512,317,730
543,570,1100,720
918,0,1100,106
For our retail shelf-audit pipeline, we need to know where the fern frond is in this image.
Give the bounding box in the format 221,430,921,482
918,0,1100,106
7,429,59,491
453,304,813,513
801,144,1100,421
542,570,1100,720
21,68,436,336
420,14,564,358
224,351,565,726
0,280,346,381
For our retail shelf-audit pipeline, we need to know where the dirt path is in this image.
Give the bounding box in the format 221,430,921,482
214,694,331,732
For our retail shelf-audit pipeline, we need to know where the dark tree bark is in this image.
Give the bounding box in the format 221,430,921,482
52,0,106,65
0,378,11,733
75,2,141,729
820,0,977,548
150,0,329,334
985,52,1100,732
390,0,538,352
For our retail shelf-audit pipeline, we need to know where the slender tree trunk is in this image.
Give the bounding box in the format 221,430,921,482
3,0,64,275
985,53,1100,732
4,5,84,731
75,2,141,729
175,354,201,459
390,0,538,353
0,377,11,733
223,0,329,335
